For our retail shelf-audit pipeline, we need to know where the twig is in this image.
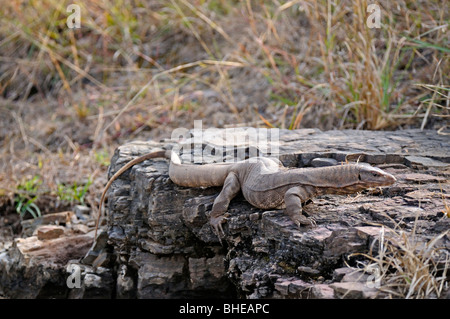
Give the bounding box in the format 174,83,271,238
11,111,29,148
102,60,244,135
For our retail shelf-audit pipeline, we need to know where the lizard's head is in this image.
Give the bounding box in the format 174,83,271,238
356,164,396,187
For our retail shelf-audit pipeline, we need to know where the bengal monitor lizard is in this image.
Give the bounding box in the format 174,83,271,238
95,149,396,240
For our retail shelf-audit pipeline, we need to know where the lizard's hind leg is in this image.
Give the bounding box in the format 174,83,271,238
209,172,241,240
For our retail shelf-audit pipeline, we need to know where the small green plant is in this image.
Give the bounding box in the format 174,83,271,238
56,178,92,205
94,149,111,167
15,176,42,219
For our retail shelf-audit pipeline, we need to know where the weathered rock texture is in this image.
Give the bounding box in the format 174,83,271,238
97,128,450,299
0,211,97,298
1,129,449,298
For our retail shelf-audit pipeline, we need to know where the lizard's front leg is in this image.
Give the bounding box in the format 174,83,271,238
210,172,241,240
284,186,317,228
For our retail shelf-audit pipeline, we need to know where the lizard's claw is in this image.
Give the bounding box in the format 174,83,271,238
292,215,317,229
210,214,228,244
307,216,317,228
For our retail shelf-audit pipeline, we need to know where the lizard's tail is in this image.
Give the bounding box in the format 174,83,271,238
94,150,171,239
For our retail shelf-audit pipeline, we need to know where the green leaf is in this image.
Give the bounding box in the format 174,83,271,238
405,37,450,54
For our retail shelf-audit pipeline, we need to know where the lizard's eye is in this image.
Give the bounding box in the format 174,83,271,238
372,172,379,177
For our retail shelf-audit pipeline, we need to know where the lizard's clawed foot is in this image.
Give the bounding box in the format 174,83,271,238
306,216,317,228
210,213,229,243
292,215,317,229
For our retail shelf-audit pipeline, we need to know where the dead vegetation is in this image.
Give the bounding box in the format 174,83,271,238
353,217,449,299
0,1,448,298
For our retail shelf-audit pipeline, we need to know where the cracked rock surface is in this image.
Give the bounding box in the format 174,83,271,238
1,129,449,298
100,129,449,299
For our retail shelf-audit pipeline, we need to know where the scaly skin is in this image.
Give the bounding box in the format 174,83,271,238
95,151,396,241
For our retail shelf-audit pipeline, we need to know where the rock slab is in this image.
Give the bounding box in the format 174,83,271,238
100,129,449,299
1,128,449,298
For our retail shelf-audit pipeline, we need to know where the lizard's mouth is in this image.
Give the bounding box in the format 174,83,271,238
378,172,397,186
358,171,397,186
387,173,397,184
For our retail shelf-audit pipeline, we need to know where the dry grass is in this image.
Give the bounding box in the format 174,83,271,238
353,218,449,299
0,1,448,300
1,1,448,127
0,0,448,217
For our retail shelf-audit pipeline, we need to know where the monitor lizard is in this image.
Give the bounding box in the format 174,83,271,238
95,150,396,240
